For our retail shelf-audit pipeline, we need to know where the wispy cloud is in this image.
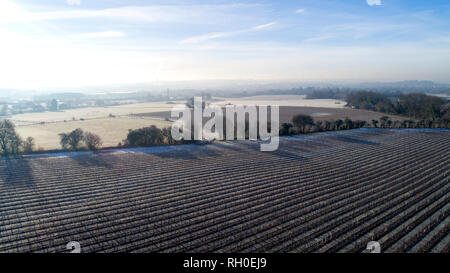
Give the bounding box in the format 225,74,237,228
0,4,261,24
71,31,125,39
67,0,81,6
305,22,414,42
366,0,382,6
1,0,449,88
251,22,276,30
304,34,336,43
180,22,276,44
7,6,183,23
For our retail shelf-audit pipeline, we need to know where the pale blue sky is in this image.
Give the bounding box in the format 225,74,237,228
0,0,449,88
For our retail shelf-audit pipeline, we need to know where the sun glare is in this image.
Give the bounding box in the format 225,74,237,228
0,0,26,23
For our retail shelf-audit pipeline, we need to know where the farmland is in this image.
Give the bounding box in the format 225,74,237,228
9,101,176,125
15,117,172,150
132,94,409,125
8,95,343,127
8,95,394,150
135,106,408,125
0,129,448,253
211,95,346,108
9,101,176,150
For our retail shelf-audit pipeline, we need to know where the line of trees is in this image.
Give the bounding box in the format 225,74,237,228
0,118,186,156
305,90,349,100
2,109,449,156
123,125,192,147
0,120,106,156
280,114,368,135
280,113,449,136
0,120,36,156
345,91,449,121
58,129,103,151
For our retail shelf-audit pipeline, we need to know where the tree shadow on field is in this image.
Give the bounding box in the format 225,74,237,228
153,144,221,160
211,138,310,161
71,152,115,169
279,144,314,154
227,139,309,161
270,148,308,161
0,156,35,188
213,141,247,152
327,135,379,146
302,139,332,150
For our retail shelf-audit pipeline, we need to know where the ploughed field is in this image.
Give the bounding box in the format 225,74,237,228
0,129,448,253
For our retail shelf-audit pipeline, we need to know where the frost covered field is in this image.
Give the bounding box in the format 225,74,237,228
10,96,349,150
15,117,172,150
0,129,448,253
10,102,177,125
212,95,346,108
7,101,176,150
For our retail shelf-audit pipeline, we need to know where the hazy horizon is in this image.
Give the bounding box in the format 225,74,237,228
1,0,450,89
3,78,450,93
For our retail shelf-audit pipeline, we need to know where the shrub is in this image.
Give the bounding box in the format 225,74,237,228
280,123,293,135
292,114,315,133
125,125,165,147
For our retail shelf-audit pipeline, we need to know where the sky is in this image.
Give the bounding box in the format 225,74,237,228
0,0,449,89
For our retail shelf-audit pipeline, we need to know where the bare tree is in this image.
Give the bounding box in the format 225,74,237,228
315,121,324,131
371,120,379,128
379,116,391,128
84,132,103,150
0,120,22,156
22,137,36,154
59,128,85,151
58,132,70,150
